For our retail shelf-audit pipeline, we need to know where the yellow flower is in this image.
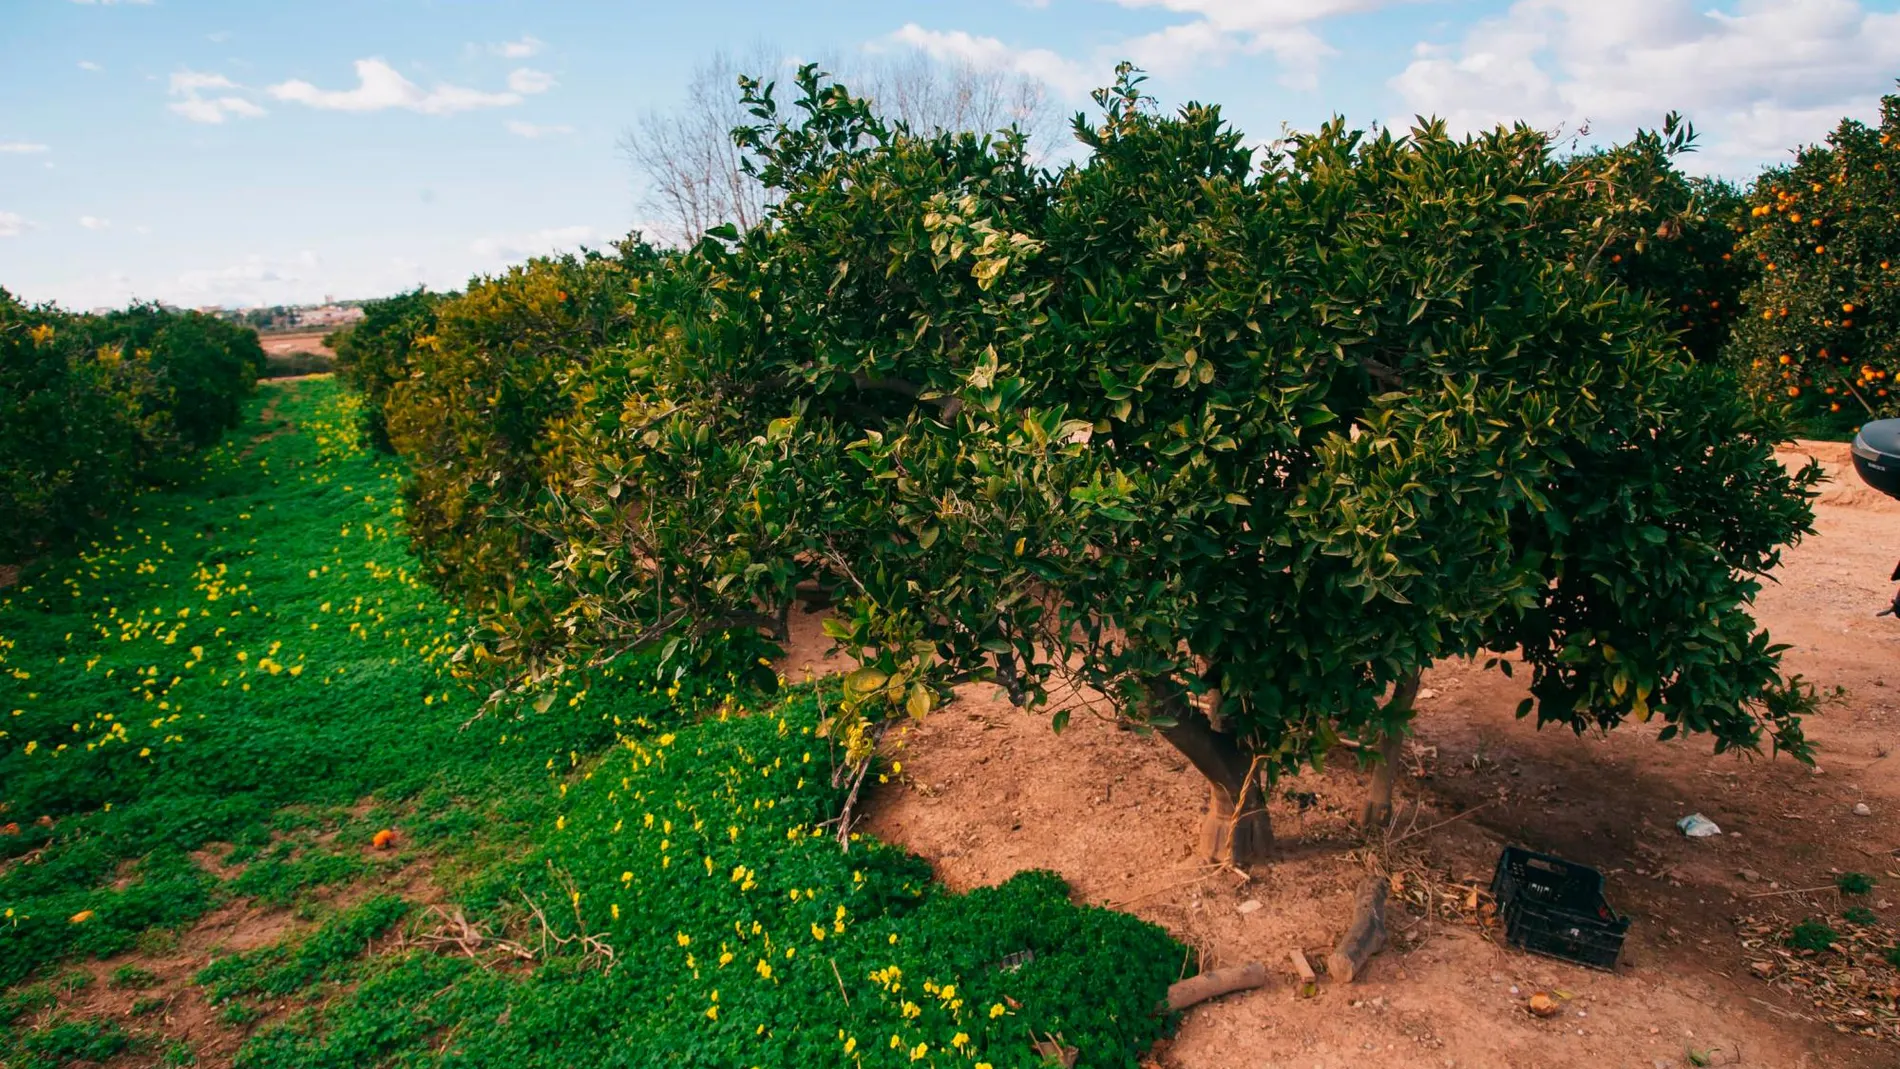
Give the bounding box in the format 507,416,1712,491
70,910,94,924
676,932,691,947
756,959,772,979
953,1032,970,1049
705,1005,718,1020
843,1037,856,1053
909,1043,928,1061
989,1003,1006,1019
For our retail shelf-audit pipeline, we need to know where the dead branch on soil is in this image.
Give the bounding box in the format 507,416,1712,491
1328,875,1389,983
1163,962,1269,1011
1386,799,1495,848
1105,862,1229,909
399,904,537,968
1746,884,1846,900
485,864,617,971
829,958,850,1005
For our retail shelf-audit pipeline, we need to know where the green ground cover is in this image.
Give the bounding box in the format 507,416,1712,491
0,377,1181,1068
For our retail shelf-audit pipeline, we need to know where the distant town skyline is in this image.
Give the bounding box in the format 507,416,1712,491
3,0,1898,310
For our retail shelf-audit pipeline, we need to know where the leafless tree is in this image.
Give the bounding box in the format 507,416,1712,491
619,46,778,247
854,50,1063,147
622,46,1064,247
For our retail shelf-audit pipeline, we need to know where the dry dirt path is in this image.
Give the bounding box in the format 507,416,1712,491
781,440,1900,1069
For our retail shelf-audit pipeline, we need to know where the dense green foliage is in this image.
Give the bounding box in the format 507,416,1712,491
0,378,1183,1069
408,68,1818,869
0,290,264,559
384,244,662,604
328,288,440,451
1728,86,1900,434
1556,115,1753,364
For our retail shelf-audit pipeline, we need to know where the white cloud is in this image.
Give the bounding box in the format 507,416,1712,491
168,69,266,124
885,24,1098,97
78,60,102,72
268,58,525,115
0,142,50,154
0,212,26,238
171,250,324,307
1391,0,1900,175
491,36,545,59
885,0,1400,97
506,67,556,94
171,71,238,93
469,225,594,262
505,120,575,138
79,215,111,230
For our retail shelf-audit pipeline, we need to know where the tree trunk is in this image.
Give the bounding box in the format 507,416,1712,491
1357,672,1421,831
1199,777,1273,867
1146,680,1273,867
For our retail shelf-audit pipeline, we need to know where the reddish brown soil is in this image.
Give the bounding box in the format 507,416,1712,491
21,836,441,1069
256,331,336,360
782,441,1900,1069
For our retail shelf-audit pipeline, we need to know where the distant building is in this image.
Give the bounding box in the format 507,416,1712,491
296,305,365,328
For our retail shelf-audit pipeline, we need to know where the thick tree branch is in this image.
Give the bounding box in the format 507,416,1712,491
1358,357,1404,391
1148,684,1255,796
849,372,965,420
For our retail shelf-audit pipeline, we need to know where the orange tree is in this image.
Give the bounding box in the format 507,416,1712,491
1554,114,1753,364
382,241,662,608
1729,86,1900,434
329,288,442,452
479,68,1820,866
1,292,261,558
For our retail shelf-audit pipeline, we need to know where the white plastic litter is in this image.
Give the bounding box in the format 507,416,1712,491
1677,813,1722,838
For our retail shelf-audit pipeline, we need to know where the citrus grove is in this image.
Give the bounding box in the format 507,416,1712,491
349,68,1823,864
1729,89,1900,436
1,67,1898,1066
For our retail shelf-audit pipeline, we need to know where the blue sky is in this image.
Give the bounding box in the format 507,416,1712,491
2,0,1897,310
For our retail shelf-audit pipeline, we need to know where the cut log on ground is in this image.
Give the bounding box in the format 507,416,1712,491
1163,962,1270,1011
1288,948,1317,984
1328,875,1389,983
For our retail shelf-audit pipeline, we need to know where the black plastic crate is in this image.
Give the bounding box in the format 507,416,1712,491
1489,845,1629,970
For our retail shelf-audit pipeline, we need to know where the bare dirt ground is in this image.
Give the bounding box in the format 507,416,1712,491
256,331,335,360
783,441,1900,1069
257,331,336,377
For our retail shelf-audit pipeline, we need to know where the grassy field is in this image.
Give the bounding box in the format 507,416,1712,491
0,377,1180,1069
